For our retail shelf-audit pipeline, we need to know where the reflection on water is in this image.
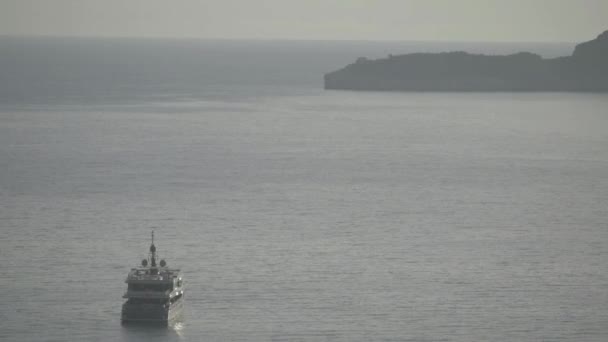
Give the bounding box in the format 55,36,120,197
172,321,185,338
120,319,185,341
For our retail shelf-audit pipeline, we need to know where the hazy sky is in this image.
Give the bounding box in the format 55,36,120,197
1,0,606,42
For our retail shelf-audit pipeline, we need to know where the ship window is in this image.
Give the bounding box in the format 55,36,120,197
128,283,172,292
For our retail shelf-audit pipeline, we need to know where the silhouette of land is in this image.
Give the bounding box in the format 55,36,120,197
324,30,608,92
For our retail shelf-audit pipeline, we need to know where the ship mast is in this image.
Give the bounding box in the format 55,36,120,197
149,230,157,268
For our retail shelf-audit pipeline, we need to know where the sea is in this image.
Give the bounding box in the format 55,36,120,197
1,37,607,341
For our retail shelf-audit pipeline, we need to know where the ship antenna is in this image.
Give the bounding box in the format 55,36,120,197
150,230,157,267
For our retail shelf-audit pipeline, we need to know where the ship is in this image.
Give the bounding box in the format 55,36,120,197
121,232,185,324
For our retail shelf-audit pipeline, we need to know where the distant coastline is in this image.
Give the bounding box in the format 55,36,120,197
324,31,608,92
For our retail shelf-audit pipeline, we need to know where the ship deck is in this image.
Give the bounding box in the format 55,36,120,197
126,267,182,283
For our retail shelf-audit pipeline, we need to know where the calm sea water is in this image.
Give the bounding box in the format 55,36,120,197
1,38,607,341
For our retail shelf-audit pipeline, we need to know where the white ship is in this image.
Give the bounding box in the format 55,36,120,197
121,232,185,324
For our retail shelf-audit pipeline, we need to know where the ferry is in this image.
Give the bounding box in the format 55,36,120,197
121,232,185,324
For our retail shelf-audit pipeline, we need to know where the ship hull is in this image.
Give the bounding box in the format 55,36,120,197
121,298,184,324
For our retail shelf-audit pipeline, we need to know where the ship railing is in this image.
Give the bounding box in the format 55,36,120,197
123,289,172,298
126,274,170,281
126,269,181,281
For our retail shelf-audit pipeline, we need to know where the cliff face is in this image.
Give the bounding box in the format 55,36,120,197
572,30,608,62
569,30,608,88
324,31,608,92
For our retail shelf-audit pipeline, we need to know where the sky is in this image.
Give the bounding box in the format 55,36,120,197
1,0,606,42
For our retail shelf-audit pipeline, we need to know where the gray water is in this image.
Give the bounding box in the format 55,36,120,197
1,38,607,341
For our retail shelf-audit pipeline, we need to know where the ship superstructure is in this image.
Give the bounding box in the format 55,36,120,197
121,232,184,323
